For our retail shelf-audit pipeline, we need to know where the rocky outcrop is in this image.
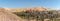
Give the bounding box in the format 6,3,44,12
0,8,21,21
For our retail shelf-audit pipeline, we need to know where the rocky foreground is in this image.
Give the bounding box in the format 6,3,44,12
0,8,21,21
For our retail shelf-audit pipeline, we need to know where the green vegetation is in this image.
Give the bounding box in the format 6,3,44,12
13,10,60,21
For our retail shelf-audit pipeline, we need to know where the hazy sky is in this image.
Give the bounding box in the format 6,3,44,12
0,0,60,10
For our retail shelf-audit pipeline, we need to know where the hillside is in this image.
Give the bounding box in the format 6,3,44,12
0,7,60,21
12,7,53,12
1,7,53,12
12,7,60,21
0,7,53,12
0,8,21,21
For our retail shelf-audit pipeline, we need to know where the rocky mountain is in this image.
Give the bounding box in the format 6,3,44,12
10,7,53,12
0,7,53,12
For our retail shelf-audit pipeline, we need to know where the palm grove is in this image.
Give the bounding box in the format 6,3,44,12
13,10,60,21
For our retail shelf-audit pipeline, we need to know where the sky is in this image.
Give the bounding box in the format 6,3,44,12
0,0,60,10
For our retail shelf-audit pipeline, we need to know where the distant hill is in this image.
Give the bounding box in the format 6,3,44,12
0,7,53,12
11,7,53,12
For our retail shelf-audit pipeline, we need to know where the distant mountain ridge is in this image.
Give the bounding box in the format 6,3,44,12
0,7,53,12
